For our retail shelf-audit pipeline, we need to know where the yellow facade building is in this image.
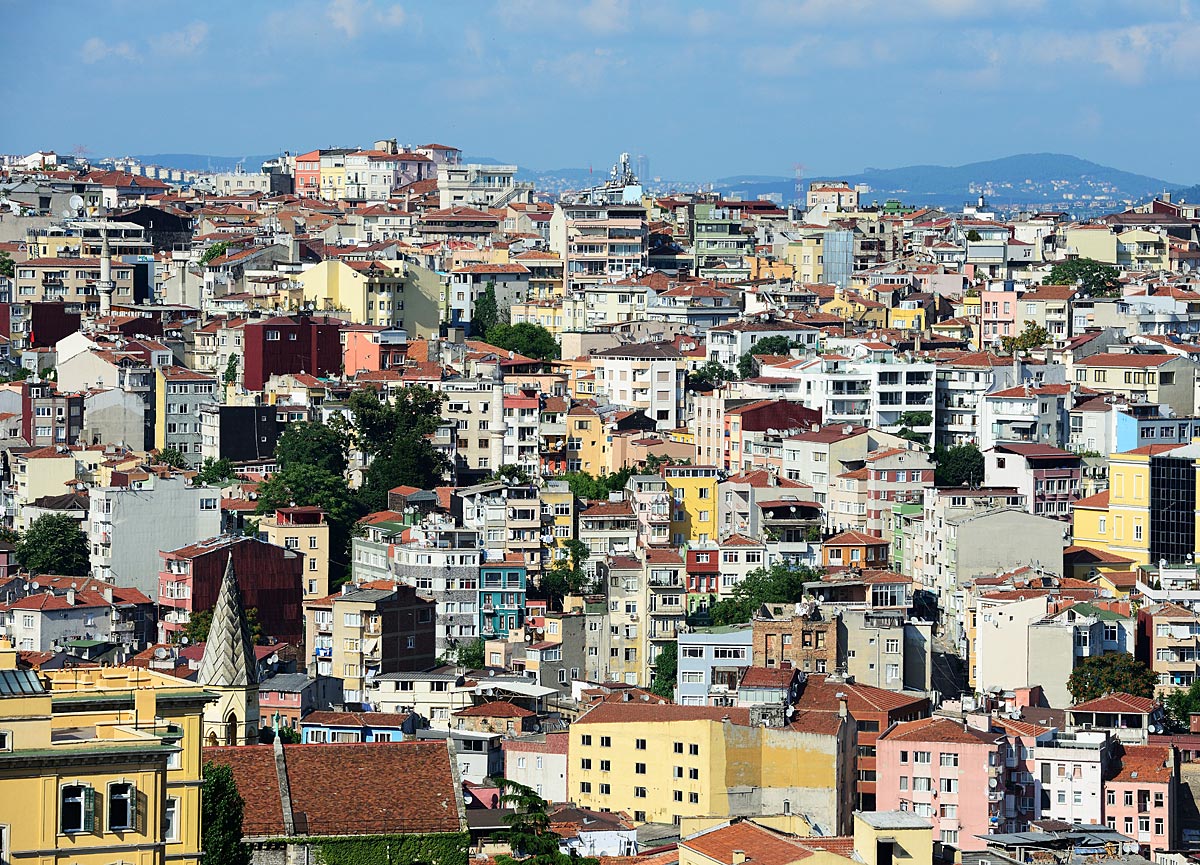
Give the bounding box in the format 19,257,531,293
1101,448,1154,565
0,645,210,864
569,702,854,833
663,465,720,545
298,258,443,336
260,506,331,601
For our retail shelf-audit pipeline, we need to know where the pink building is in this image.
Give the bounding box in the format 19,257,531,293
294,149,322,199
343,325,407,376
980,284,1018,348
1103,744,1178,854
877,716,1011,852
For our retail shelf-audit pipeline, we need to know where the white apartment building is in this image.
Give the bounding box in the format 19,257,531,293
591,341,685,430
705,318,820,369
438,163,527,209
549,201,648,291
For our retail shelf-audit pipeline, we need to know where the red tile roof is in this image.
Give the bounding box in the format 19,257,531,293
300,711,412,728
1109,745,1174,784
683,822,813,865
794,674,929,715
740,666,798,689
575,702,753,726
823,530,888,547
206,741,463,837
1073,490,1110,509
454,702,535,718
880,716,1003,744
1077,353,1179,368
1070,693,1159,714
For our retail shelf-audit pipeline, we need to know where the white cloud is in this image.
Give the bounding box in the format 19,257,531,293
578,0,631,34
80,37,138,64
157,21,209,56
327,0,408,38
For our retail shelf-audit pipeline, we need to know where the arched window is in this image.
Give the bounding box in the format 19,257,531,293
225,713,238,746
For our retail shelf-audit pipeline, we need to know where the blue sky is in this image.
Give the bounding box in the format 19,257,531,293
2,0,1198,183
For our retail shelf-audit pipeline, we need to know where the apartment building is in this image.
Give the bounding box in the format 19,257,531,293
675,625,754,706
153,366,217,466
259,506,330,601
13,256,138,310
643,548,688,687
591,342,685,430
876,717,1011,851
1073,353,1196,415
456,480,544,577
984,443,1083,521
570,702,853,833
579,497,638,572
1137,602,1200,693
550,200,648,291
596,554,643,685
391,519,483,658
705,317,820,368
88,475,223,595
302,582,436,706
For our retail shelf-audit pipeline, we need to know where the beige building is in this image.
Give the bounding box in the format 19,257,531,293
9,446,81,530
298,257,444,336
260,506,331,601
13,256,137,308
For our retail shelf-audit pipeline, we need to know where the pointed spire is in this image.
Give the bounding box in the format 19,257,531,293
197,551,258,688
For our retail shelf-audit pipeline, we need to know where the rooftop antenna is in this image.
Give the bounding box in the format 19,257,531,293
793,163,808,205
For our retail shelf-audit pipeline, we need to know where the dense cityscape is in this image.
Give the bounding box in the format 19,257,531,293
4,4,1200,865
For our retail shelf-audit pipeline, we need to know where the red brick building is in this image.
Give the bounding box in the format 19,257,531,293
158,535,304,646
241,313,343,391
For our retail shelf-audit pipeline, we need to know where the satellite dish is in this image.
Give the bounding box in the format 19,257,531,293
68,194,85,213
31,581,39,591
154,647,168,660
180,636,190,645
62,209,74,219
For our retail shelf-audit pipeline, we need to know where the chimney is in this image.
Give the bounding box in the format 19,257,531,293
103,587,113,603
66,588,76,606
732,853,747,865
836,692,848,719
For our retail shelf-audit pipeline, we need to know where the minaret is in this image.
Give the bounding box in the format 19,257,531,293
198,552,261,746
97,221,115,316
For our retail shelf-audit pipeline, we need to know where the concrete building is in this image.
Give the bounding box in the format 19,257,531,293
984,443,1083,521
259,506,330,602
154,366,218,466
675,625,754,706
87,475,223,595
570,702,854,833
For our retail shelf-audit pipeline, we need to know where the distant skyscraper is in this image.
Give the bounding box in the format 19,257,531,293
635,153,648,183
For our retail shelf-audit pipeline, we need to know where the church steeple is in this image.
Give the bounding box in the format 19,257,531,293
199,554,258,688
198,551,260,746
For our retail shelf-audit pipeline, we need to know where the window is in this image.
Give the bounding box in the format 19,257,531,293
689,744,699,755
900,750,908,763
689,768,699,780
674,742,684,753
940,777,958,793
60,784,95,833
914,751,931,764
1107,789,1116,806
940,752,959,767
266,330,281,341
940,804,957,818
599,783,611,795
635,763,646,774
636,738,647,750
0,731,8,752
108,782,136,831
600,736,611,747
1125,790,1134,807
600,760,611,772
199,497,218,510
689,792,699,804
913,777,932,792
164,796,179,841
939,830,958,845
634,787,647,798
580,782,592,794
885,639,900,654
673,791,683,802
581,735,592,746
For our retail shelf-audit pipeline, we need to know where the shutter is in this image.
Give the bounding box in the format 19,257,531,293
82,786,96,832
129,785,139,833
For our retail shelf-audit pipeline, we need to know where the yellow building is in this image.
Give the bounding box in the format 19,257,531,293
298,258,443,336
784,232,825,284
565,405,608,476
511,298,568,336
663,465,719,545
260,506,331,600
886,306,925,331
570,702,853,833
11,447,80,531
540,481,578,561
744,255,795,282
1103,448,1154,565
0,645,209,864
819,291,887,327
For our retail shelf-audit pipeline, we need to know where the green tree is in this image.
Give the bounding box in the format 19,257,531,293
1000,320,1051,354
895,412,932,445
348,386,451,512
688,360,736,390
1165,679,1200,731
201,761,252,865
184,606,263,645
473,281,500,337
934,443,984,487
737,351,759,380
965,229,982,242
708,560,820,625
276,726,302,744
456,637,486,670
1045,257,1122,298
490,464,534,485
223,354,239,386
540,540,593,608
16,514,90,576
1066,652,1158,704
495,780,588,865
200,241,231,266
485,322,560,361
749,335,800,357
256,464,362,583
275,420,349,477
556,469,633,502
651,641,677,699
195,457,238,486
0,249,14,278
155,447,187,469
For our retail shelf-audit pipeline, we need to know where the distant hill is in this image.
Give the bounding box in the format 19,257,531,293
715,153,1179,211
129,153,279,173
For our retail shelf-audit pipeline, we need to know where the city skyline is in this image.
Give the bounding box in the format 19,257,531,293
1,0,1198,184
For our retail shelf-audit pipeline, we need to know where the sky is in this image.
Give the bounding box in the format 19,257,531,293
1,0,1198,184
